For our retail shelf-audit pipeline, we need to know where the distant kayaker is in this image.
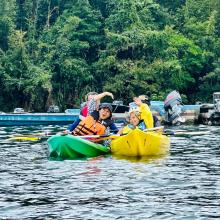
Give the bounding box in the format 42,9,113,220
72,103,118,136
118,97,154,135
65,91,114,133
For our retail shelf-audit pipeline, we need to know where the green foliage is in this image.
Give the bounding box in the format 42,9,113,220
105,0,171,32
198,58,220,102
0,0,219,111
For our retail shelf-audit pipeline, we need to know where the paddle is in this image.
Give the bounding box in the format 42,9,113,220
70,133,121,142
163,130,210,136
7,131,54,142
7,126,210,141
88,126,166,142
9,126,164,141
7,135,50,141
142,126,210,136
6,132,119,142
78,126,166,141
7,136,43,141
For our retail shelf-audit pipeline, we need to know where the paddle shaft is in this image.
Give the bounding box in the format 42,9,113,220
163,130,210,136
8,126,209,141
75,126,164,138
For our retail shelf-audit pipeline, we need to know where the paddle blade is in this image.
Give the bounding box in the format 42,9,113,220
7,136,41,141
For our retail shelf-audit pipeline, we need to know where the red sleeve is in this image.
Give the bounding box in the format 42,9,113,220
81,106,88,117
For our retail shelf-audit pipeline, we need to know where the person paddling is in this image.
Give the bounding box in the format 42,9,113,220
72,103,118,136
66,91,114,133
118,97,153,135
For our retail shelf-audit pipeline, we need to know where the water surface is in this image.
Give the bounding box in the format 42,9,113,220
0,125,219,219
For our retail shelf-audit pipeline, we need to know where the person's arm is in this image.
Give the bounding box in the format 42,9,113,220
133,97,154,128
109,122,119,134
87,98,97,115
67,117,81,132
139,103,154,128
118,125,133,135
117,128,123,135
93,92,114,101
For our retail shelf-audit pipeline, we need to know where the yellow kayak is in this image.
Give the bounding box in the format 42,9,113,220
110,129,170,157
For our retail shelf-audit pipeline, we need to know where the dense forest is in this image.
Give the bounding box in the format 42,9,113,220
0,0,220,112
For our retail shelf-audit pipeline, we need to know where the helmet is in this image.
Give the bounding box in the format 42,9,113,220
99,103,113,113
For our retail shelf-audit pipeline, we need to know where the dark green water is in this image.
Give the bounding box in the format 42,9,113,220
0,125,219,219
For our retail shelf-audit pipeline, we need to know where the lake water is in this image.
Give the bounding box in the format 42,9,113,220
0,125,219,219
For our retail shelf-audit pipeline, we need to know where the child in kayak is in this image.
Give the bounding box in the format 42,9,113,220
66,91,114,133
72,103,118,136
118,97,154,135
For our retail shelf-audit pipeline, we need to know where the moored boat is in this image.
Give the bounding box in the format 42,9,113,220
47,134,110,160
110,129,170,157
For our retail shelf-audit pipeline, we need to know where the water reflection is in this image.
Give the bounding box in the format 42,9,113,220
79,157,104,176
112,154,168,163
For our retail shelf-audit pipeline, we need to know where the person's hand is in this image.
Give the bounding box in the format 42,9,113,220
117,129,123,135
133,97,142,106
105,92,114,99
63,130,71,134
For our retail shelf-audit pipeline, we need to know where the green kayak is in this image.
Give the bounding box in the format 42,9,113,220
47,134,110,160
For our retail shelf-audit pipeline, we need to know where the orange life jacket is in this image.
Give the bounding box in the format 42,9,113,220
73,115,106,136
